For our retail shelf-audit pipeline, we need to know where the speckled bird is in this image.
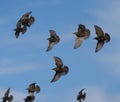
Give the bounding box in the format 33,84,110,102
73,24,90,49
94,25,110,52
77,88,86,102
46,30,60,52
26,83,40,96
51,56,69,83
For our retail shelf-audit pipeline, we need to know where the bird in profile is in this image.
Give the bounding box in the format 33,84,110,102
2,88,13,102
51,56,69,83
73,24,90,49
24,95,35,102
77,88,86,102
26,83,40,96
94,25,110,52
46,30,60,52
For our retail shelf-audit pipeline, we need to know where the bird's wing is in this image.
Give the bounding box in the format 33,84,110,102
74,37,83,49
51,72,62,83
94,25,104,37
49,30,56,37
78,24,85,33
15,32,20,39
46,42,55,52
4,88,10,97
22,11,32,18
95,41,104,52
54,56,63,68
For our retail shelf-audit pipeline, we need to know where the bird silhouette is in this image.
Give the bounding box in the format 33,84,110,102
94,25,110,52
51,56,69,83
26,83,40,96
24,95,35,102
73,24,90,49
77,88,86,102
2,88,13,102
46,30,60,52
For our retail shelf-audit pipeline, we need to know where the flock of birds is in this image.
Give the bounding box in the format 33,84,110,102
2,11,111,102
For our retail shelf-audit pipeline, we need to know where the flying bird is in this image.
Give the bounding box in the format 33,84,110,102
73,24,90,49
2,88,13,102
26,83,40,96
94,25,110,52
77,88,86,102
14,11,35,38
51,56,69,83
46,30,60,52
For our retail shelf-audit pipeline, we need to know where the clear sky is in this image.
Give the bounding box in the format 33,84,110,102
0,0,120,102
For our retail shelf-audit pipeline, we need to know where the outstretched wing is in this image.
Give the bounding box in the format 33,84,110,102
46,42,55,52
54,56,63,68
78,24,85,33
95,41,104,52
74,37,83,49
94,25,104,37
51,72,62,83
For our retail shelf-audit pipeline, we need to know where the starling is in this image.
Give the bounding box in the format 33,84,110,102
2,88,13,102
14,11,35,38
94,25,110,52
46,30,60,52
24,95,35,102
26,83,40,95
51,56,69,83
77,88,86,102
73,24,90,49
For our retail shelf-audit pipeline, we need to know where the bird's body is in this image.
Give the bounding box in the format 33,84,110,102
46,30,60,52
77,88,86,102
51,56,69,83
94,25,110,52
27,83,40,96
73,24,90,49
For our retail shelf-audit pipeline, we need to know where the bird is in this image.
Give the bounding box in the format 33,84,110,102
26,83,40,96
94,25,110,52
77,88,86,102
73,24,90,49
2,88,13,102
24,95,35,102
46,30,60,52
14,11,35,38
51,56,69,83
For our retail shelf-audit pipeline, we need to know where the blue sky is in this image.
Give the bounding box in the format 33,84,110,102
0,0,120,102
